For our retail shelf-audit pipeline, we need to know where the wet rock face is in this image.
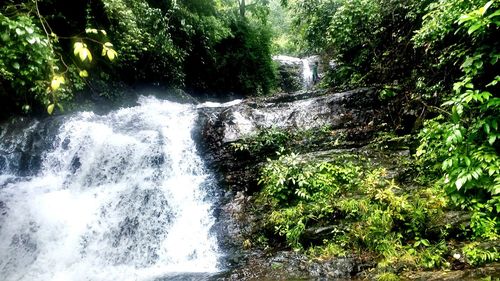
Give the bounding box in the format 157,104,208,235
0,116,64,176
197,88,383,195
221,251,364,281
201,88,379,144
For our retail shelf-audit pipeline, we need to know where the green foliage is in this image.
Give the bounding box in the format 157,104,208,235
289,0,429,90
462,242,500,266
0,12,57,107
249,0,500,273
256,152,452,269
0,0,277,118
0,1,120,115
231,125,342,157
470,209,499,240
267,0,299,55
376,272,400,281
416,0,500,239
212,18,275,96
306,241,347,259
231,127,290,154
259,153,360,205
100,0,181,83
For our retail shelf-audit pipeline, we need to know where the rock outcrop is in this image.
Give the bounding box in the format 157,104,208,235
197,88,394,278
196,88,497,280
197,88,385,193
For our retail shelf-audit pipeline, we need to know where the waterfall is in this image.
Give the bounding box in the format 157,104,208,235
302,58,313,88
0,96,221,281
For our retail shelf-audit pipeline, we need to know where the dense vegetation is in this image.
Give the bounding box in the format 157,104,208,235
228,0,500,277
0,0,275,118
287,0,499,238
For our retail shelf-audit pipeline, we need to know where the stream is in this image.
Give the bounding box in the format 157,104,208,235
0,95,222,281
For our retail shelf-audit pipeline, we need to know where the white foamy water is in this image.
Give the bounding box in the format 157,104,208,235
302,58,313,88
0,96,221,281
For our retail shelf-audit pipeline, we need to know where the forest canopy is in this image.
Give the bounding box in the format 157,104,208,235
0,0,275,116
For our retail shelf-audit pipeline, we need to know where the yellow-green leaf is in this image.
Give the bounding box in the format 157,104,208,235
482,1,493,15
79,48,88,61
47,104,55,115
74,42,83,56
85,28,98,34
50,75,65,91
107,49,117,61
79,48,92,62
51,78,61,91
79,70,89,78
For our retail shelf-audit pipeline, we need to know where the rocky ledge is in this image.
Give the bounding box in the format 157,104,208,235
197,88,384,192
195,88,499,280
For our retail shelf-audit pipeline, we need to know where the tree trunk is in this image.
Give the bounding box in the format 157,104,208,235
239,0,246,18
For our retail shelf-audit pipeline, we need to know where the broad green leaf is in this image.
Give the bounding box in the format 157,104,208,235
468,23,483,34
492,119,498,130
489,135,497,145
47,104,54,115
484,123,491,134
79,48,92,62
483,1,494,15
50,75,65,91
464,157,471,167
15,28,25,35
488,10,500,18
455,177,464,190
79,48,88,61
458,14,473,23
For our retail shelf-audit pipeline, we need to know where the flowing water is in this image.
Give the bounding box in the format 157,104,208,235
302,58,313,88
0,96,222,281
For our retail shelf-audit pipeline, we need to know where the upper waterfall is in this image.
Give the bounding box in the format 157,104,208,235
272,55,318,92
302,58,313,88
0,96,221,281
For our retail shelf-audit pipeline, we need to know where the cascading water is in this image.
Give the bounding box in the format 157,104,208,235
301,58,313,88
0,96,221,281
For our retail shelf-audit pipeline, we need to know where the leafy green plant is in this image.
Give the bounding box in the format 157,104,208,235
0,12,57,109
0,1,118,114
306,241,347,259
376,272,400,281
463,242,500,266
231,127,291,154
259,153,360,204
416,0,499,239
